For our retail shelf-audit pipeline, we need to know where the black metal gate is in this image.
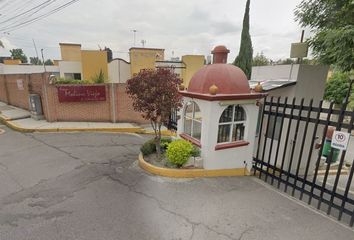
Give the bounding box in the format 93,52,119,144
165,108,178,131
253,81,354,227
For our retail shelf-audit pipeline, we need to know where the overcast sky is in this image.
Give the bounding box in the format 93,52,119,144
0,0,307,63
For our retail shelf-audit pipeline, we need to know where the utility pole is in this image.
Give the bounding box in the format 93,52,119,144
131,30,137,46
41,48,46,72
32,39,39,62
297,30,305,64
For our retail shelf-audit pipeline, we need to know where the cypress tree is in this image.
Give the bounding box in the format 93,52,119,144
233,0,253,79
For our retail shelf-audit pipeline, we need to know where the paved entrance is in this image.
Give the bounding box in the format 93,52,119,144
0,128,353,239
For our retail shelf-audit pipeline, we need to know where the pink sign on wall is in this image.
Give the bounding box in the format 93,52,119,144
57,85,106,102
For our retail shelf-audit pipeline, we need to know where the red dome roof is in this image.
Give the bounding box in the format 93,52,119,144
187,64,250,95
211,45,229,53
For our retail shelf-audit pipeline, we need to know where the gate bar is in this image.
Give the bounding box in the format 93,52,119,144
300,100,323,200
284,98,304,193
254,97,266,176
271,97,288,185
277,98,296,189
292,99,313,196
259,97,273,179
265,97,281,182
308,101,334,205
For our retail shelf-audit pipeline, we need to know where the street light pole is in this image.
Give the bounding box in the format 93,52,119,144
41,48,46,72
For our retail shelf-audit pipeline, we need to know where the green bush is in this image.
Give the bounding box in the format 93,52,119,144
54,78,92,85
160,137,172,151
140,139,156,156
190,145,201,157
166,139,193,168
92,69,106,84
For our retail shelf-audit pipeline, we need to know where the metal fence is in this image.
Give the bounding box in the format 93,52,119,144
165,109,178,131
253,82,354,227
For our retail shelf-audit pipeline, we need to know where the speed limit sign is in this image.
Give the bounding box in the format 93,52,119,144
331,131,350,150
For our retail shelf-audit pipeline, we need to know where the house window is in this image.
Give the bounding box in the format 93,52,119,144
217,105,246,143
73,73,81,80
183,101,202,140
64,73,81,80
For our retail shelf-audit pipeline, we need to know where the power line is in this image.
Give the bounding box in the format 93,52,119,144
0,0,20,12
0,0,55,25
0,0,34,17
0,0,80,32
0,0,59,29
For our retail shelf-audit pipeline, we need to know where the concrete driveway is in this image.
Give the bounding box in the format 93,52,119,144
0,126,353,240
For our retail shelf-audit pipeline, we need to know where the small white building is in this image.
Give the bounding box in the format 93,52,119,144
177,46,265,172
108,58,131,83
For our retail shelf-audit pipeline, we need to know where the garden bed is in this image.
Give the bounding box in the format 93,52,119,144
144,153,202,169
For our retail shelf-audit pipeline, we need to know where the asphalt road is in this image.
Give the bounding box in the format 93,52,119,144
0,126,353,240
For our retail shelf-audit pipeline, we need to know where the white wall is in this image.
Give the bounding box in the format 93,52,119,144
251,64,300,81
295,64,329,104
0,63,59,74
108,59,131,83
58,61,81,78
178,97,259,171
257,64,329,103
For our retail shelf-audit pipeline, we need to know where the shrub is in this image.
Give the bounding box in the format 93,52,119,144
190,145,201,157
160,137,172,151
92,69,106,84
140,139,156,156
166,139,193,168
54,78,92,85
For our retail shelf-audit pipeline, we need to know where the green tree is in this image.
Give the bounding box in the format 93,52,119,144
276,58,296,65
10,48,27,63
324,71,353,107
252,52,269,66
233,0,253,79
30,57,42,65
294,0,354,72
44,59,54,65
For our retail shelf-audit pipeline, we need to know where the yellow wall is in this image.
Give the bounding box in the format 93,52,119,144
181,55,205,87
129,48,164,76
60,43,82,61
81,50,108,80
4,59,21,65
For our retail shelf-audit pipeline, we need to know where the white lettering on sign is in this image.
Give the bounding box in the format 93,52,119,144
331,131,350,150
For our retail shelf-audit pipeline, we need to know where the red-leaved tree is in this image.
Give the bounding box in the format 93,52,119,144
126,68,183,158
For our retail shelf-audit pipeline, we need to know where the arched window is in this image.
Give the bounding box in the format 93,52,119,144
183,101,202,140
217,105,246,143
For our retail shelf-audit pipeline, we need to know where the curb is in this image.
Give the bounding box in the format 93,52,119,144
143,130,177,137
138,153,250,178
0,115,175,135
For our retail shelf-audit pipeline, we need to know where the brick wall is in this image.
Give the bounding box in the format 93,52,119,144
0,73,149,124
0,75,8,103
115,84,148,123
45,84,113,122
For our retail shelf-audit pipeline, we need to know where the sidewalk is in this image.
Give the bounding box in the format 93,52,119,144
0,102,173,135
